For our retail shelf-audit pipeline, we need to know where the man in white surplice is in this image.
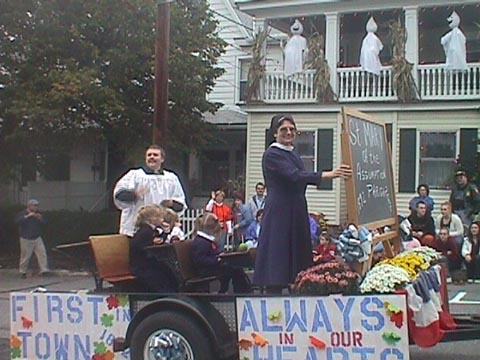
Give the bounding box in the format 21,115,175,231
283,19,307,76
441,11,468,71
114,145,187,236
360,17,383,76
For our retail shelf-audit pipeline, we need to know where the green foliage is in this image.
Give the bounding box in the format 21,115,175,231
0,0,226,179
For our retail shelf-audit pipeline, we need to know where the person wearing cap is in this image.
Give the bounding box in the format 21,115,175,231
253,114,352,293
113,144,187,237
15,199,49,278
449,169,480,228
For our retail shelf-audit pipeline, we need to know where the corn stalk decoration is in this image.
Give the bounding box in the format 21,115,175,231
245,28,269,103
388,19,420,102
306,33,337,103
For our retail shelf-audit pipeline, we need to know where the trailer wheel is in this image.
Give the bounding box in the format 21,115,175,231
130,311,214,360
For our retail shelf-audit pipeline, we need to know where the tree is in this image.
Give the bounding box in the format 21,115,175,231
0,0,225,180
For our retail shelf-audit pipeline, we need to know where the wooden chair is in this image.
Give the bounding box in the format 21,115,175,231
89,234,138,291
173,240,219,292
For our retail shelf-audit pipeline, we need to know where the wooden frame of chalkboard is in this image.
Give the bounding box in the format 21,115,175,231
341,107,400,268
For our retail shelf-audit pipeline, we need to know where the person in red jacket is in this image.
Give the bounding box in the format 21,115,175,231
313,232,337,264
205,190,233,251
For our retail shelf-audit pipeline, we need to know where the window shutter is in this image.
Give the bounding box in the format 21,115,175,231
265,129,269,150
399,129,416,193
317,129,333,190
459,128,478,177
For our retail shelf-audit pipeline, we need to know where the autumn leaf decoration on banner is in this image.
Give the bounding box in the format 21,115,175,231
21,316,33,329
309,335,327,350
238,338,253,350
384,301,404,329
10,335,22,359
268,310,282,322
251,332,269,347
382,332,402,346
106,295,120,310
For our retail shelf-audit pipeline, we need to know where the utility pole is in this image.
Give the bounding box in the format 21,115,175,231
153,0,171,145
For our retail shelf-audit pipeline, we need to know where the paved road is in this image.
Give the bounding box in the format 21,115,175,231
1,269,480,359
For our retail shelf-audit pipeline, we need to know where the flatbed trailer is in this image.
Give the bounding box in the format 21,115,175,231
10,288,480,360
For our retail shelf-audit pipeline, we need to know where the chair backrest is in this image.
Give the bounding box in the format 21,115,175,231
173,240,197,282
89,234,131,279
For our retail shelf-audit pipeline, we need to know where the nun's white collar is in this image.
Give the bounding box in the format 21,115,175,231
270,142,294,152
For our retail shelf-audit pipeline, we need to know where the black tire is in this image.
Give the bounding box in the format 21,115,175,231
130,311,214,360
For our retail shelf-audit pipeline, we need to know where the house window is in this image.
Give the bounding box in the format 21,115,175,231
296,130,315,172
238,59,251,102
419,132,456,190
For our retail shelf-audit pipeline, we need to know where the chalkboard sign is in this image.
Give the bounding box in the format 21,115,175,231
341,108,397,230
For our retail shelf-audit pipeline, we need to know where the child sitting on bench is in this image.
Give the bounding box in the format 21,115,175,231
191,212,251,293
130,205,178,292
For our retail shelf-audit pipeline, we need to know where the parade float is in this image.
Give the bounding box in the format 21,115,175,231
9,109,480,360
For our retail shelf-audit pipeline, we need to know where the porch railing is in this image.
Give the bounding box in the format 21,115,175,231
261,62,480,103
418,63,480,100
337,66,396,102
264,70,316,103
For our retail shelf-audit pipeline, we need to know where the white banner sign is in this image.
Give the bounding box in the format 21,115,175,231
236,295,409,360
10,292,130,360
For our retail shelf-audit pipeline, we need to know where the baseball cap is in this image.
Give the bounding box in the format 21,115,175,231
455,170,467,177
27,199,39,206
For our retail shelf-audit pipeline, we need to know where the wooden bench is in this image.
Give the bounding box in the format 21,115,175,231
172,240,220,292
89,234,139,291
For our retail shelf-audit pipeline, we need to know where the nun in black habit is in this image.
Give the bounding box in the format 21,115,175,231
253,114,351,292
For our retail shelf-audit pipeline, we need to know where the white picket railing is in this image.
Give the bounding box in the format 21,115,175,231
180,208,204,239
418,63,480,100
337,66,396,102
264,70,317,103
261,63,480,103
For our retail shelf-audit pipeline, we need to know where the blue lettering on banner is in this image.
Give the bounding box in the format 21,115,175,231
312,300,332,332
327,347,349,360
35,333,50,360
118,308,131,322
262,300,283,332
48,295,64,323
360,297,384,331
87,296,103,325
253,345,298,360
353,347,376,360
380,348,404,360
334,298,355,332
11,295,26,322
54,333,69,360
240,300,259,332
17,331,32,356
33,294,39,322
74,334,90,360
285,299,307,332
67,296,83,324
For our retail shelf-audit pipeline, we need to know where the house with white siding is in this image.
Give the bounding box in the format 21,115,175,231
236,0,480,224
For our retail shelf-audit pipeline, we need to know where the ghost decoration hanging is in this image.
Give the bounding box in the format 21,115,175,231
360,17,383,76
283,19,307,76
440,11,467,71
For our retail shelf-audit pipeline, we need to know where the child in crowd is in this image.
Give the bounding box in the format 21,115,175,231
191,213,251,293
245,209,264,246
313,232,337,264
205,190,233,251
461,221,480,283
130,205,178,292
